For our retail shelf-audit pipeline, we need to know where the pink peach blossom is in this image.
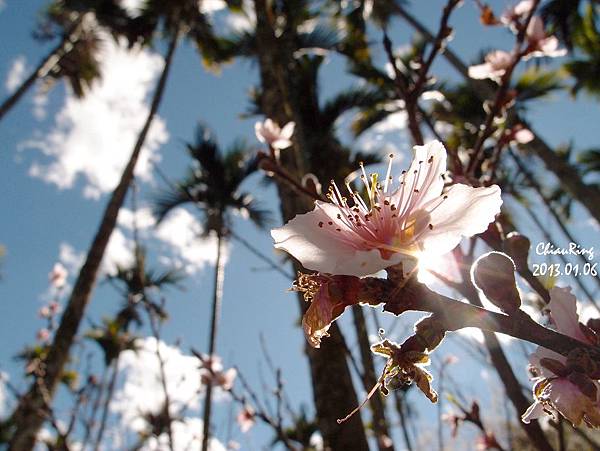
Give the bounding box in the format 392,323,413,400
48,301,60,315
237,405,256,433
38,306,51,319
468,50,513,81
36,328,50,342
511,126,534,144
48,263,68,289
198,354,237,390
255,119,295,150
272,141,502,277
524,17,567,59
522,287,600,427
500,1,534,30
200,367,237,391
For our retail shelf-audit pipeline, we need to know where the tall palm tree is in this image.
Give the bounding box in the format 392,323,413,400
6,2,223,448
153,124,270,451
0,0,132,122
218,2,378,446
85,246,183,450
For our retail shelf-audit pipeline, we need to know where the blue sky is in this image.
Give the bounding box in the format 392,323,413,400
0,0,599,449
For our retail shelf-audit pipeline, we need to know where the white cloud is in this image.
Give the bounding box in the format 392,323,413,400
142,417,226,451
118,206,220,274
57,227,135,278
111,337,230,439
154,209,222,274
121,0,225,18
112,337,204,432
223,0,256,32
370,110,407,133
117,207,157,231
23,35,168,199
353,108,408,157
5,55,26,93
58,242,85,276
201,0,227,14
32,88,49,120
102,228,135,275
108,337,232,449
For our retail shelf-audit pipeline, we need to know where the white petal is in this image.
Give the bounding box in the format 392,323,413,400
264,118,277,133
280,121,296,140
548,286,587,342
468,63,494,80
529,345,566,377
390,140,447,211
411,140,447,207
527,16,546,42
540,37,567,57
271,138,293,150
522,401,545,424
514,128,534,144
416,184,502,256
254,122,266,143
514,0,534,16
271,202,406,276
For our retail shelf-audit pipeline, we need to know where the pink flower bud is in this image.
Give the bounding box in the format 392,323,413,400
38,306,51,319
48,263,68,289
471,251,521,313
237,406,256,433
36,328,50,342
502,231,531,271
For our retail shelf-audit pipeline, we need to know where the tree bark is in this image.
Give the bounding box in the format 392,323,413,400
6,29,180,450
252,1,369,449
351,306,394,451
393,3,600,224
92,358,120,451
201,232,226,451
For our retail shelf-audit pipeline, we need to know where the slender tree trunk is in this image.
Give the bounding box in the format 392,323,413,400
6,29,181,451
252,1,369,449
393,3,600,224
201,231,226,451
351,306,394,451
0,16,84,123
92,357,120,451
81,364,109,449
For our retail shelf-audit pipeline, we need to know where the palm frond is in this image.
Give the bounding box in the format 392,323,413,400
152,185,197,224
577,148,600,174
232,193,273,230
515,67,563,103
321,87,389,129
297,24,342,52
540,0,582,49
351,107,394,136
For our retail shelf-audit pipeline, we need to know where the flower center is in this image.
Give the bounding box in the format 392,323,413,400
317,154,447,259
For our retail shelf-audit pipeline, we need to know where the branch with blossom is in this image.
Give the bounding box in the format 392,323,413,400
467,0,566,175
268,139,600,429
382,0,461,146
444,399,507,451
